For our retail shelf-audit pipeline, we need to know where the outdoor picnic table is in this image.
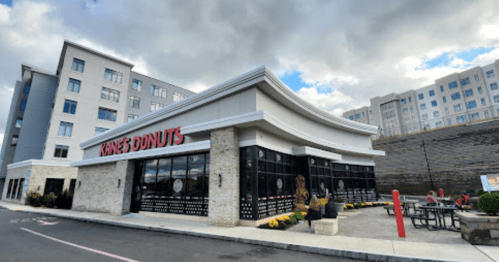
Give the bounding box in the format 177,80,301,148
437,198,454,206
400,199,419,216
417,205,460,231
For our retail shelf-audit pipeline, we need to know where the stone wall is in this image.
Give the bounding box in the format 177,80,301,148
458,212,499,245
208,127,240,227
1,164,77,204
72,160,134,216
373,119,499,195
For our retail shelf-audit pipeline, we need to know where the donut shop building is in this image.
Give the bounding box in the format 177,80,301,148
71,67,385,227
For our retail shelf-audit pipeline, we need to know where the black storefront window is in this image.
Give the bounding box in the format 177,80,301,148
6,179,14,199
17,178,25,200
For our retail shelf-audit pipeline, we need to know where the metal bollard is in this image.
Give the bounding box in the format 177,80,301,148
392,189,406,237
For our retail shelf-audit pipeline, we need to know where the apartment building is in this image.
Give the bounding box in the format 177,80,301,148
343,59,499,139
0,41,194,200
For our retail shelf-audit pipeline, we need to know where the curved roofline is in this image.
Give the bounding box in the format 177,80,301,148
80,66,376,149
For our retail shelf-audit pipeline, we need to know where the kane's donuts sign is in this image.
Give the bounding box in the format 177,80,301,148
99,127,184,157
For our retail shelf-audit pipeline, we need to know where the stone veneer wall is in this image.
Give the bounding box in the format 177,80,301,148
458,212,499,245
208,127,240,227
1,164,77,204
373,119,499,195
72,160,135,216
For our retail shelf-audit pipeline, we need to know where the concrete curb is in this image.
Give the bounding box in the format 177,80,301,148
5,206,459,262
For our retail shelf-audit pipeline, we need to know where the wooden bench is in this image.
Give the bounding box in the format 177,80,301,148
314,219,338,236
384,206,394,216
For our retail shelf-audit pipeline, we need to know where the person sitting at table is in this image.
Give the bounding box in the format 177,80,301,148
455,190,469,209
426,190,439,206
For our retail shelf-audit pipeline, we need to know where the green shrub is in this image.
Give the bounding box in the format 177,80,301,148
26,192,42,207
43,192,57,208
477,189,485,197
55,190,74,209
478,192,499,216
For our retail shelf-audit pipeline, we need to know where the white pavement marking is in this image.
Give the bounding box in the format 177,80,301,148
37,220,60,226
20,227,141,262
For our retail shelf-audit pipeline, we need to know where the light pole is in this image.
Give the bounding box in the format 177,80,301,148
421,139,435,190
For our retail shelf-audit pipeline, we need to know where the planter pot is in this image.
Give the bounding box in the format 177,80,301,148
457,212,499,245
334,203,345,212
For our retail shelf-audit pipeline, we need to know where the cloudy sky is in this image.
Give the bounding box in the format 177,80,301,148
1,0,499,150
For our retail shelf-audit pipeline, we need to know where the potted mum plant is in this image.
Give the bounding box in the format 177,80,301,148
333,197,346,212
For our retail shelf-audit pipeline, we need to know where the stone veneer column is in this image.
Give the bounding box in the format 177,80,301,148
113,160,135,216
208,127,240,227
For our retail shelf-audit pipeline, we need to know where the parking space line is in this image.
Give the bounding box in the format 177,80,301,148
20,227,141,262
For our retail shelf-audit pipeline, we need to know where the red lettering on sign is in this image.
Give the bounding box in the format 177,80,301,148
167,128,175,145
100,144,106,156
148,133,157,148
132,136,141,151
122,137,130,153
115,139,122,154
157,131,167,147
174,127,184,145
140,135,149,150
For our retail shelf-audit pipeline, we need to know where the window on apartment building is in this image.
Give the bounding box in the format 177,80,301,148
443,96,447,103
433,111,440,117
422,113,428,120
481,98,486,105
464,89,473,97
494,95,499,103
487,70,495,78
429,90,435,97
11,134,18,146
58,121,73,137
349,115,354,120
24,82,31,94
72,58,85,73
150,102,164,112
447,118,452,125
15,118,22,128
129,96,140,109
104,68,123,84
369,109,372,114
460,77,470,86
355,114,360,119
403,108,408,114
405,118,410,124
418,93,424,100
401,98,406,104
67,78,81,93
440,85,444,92
445,107,449,115
173,92,187,102
448,81,458,89
128,114,138,122
451,92,461,100
412,116,416,122
456,115,467,123
408,96,412,102
151,85,167,98
485,110,490,118
490,82,498,90
475,74,479,82
407,128,412,134
454,104,463,112
436,121,442,128
54,145,69,158
362,112,365,117
425,124,431,130
101,87,120,102
94,127,109,136
63,99,77,114
466,101,477,109
469,113,480,121
478,86,482,94
420,103,426,110
431,100,437,107
132,79,142,91
19,99,27,111
98,107,117,122
410,106,413,112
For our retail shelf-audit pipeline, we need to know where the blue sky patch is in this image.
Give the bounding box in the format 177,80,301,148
418,47,495,70
279,71,312,92
0,0,12,7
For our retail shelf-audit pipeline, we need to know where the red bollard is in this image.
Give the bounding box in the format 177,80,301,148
392,189,406,237
439,188,444,198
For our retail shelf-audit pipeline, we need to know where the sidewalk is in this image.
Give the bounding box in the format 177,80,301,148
1,201,497,262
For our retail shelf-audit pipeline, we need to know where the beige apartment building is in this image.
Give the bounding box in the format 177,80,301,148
343,59,499,139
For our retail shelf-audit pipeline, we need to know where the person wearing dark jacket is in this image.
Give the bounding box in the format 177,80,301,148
305,196,322,232
324,196,338,219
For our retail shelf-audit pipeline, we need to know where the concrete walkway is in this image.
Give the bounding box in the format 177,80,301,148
1,201,497,262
